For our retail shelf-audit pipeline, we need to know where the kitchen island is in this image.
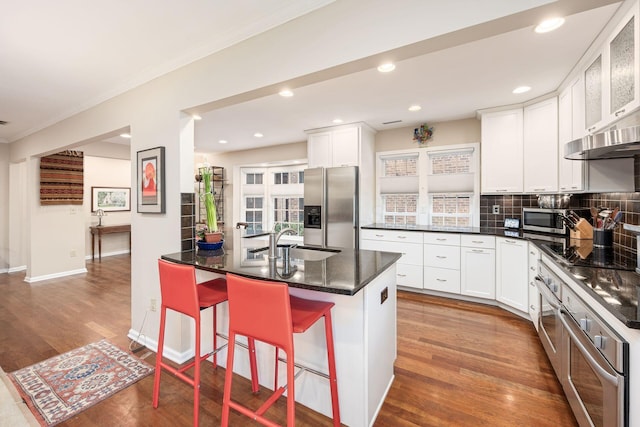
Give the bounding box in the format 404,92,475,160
161,237,401,427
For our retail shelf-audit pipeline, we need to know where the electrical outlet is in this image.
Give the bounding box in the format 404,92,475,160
380,287,388,304
149,298,157,312
492,205,500,214
70,249,77,258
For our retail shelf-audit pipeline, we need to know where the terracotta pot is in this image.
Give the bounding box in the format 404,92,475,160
204,232,223,243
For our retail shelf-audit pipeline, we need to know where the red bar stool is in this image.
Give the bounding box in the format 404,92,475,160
221,273,340,427
152,259,229,426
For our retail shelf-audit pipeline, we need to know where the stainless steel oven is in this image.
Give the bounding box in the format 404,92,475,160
559,285,628,427
535,261,563,377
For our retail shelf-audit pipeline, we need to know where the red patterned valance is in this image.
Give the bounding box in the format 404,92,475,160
40,150,84,205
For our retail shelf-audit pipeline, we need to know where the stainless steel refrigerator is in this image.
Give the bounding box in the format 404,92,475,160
303,166,358,248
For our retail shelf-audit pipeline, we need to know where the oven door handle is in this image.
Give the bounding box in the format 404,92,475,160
535,277,561,309
558,308,620,387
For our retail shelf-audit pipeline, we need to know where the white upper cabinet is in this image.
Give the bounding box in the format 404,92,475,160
307,125,369,168
523,97,558,193
558,77,585,192
605,4,640,123
480,108,523,194
584,51,606,135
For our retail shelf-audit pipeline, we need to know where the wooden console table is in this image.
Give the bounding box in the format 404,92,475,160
90,224,131,262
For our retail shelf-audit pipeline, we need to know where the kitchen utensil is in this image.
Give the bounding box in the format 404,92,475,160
561,214,576,230
569,210,581,223
590,207,599,227
537,194,572,209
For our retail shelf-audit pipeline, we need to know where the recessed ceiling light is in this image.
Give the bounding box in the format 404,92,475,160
279,89,294,97
535,17,565,33
254,132,264,138
119,133,131,139
192,114,202,120
218,139,228,144
332,118,343,124
408,105,422,112
513,86,531,94
377,62,396,73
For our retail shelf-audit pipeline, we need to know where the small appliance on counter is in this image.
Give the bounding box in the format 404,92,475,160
522,207,591,235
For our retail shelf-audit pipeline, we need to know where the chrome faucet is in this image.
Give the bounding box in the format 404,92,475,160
269,227,297,260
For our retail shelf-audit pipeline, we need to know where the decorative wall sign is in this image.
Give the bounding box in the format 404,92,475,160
91,187,131,212
40,150,84,205
413,124,434,145
137,146,165,213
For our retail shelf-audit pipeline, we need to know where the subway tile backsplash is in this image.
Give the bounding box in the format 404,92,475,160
480,192,640,254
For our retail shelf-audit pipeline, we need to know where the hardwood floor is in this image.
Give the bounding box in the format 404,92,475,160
0,256,577,426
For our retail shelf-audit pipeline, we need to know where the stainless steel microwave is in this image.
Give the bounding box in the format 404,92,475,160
522,207,589,235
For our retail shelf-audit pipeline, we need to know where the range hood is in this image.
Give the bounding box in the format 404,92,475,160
565,112,640,160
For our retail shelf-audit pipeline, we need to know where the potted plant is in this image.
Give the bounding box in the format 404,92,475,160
199,166,223,243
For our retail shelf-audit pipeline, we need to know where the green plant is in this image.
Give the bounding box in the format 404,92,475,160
200,167,218,233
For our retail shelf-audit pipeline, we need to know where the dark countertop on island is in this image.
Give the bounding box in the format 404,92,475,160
161,246,401,296
362,222,640,329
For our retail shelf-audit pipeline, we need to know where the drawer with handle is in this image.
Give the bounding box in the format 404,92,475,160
424,244,460,270
460,235,495,249
424,266,461,293
424,232,461,246
360,229,423,244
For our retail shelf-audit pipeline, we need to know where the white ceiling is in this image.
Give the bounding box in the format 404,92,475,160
194,1,621,152
0,0,334,143
0,0,623,154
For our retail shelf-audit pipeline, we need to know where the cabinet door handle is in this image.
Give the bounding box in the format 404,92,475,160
375,234,384,238
505,239,516,244
436,255,447,259
397,274,407,277
571,186,579,189
471,240,484,244
530,251,535,255
436,238,447,241
471,249,486,253
436,278,447,282
588,126,596,133
532,188,545,191
615,108,626,117
397,235,406,239
530,305,536,310
496,189,508,192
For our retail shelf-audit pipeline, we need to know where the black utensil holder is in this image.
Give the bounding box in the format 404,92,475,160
593,229,613,248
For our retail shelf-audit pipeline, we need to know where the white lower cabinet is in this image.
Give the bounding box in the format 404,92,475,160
460,235,496,299
361,229,423,289
496,237,529,313
528,243,541,329
424,233,461,294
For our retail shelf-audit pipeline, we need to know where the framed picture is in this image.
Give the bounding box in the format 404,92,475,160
91,187,131,212
137,146,166,213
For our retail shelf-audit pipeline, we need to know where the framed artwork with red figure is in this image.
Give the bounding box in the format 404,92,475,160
137,146,165,213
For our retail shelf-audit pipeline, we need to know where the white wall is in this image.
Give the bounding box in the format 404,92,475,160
375,118,481,152
0,144,8,271
8,162,26,272
84,156,132,259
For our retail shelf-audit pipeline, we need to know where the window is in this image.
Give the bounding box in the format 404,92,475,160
246,173,263,185
376,144,479,226
379,155,419,225
239,165,305,237
273,197,304,234
244,196,263,233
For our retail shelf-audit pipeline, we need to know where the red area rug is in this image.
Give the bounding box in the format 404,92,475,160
8,339,153,426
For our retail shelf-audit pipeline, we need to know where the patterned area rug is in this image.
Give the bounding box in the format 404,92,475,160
8,340,153,426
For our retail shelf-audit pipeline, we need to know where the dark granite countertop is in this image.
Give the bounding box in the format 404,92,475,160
362,223,640,329
161,246,401,296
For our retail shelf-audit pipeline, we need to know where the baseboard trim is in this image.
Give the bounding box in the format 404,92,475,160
127,329,194,364
8,265,27,273
25,268,88,283
84,250,130,261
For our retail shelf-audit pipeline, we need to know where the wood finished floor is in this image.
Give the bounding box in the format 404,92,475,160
0,255,577,426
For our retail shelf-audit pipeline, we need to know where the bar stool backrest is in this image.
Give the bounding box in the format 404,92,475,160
158,259,199,318
226,274,294,351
